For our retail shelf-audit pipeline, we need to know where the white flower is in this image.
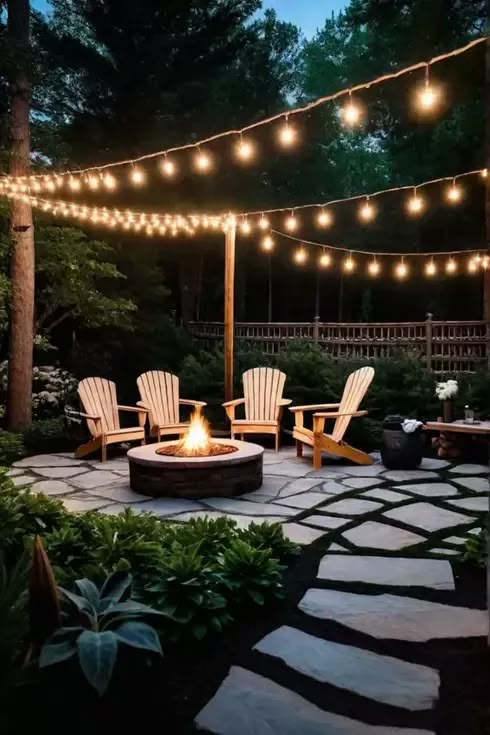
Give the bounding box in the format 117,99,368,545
435,379,458,400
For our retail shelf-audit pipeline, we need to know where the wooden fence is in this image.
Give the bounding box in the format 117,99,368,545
188,316,490,374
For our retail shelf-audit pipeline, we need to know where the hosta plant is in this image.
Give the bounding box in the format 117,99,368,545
239,522,300,560
146,543,231,640
40,571,162,696
218,539,284,607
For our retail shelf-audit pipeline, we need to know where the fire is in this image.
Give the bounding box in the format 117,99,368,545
176,412,212,456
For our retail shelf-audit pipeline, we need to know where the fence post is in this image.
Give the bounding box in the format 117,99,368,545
425,313,433,370
313,316,320,344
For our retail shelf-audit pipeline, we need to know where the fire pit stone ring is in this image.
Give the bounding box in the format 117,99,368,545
127,439,264,498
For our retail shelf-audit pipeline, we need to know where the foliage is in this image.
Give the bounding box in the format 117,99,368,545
29,535,61,647
164,515,238,559
461,528,487,568
0,362,77,421
238,521,300,560
145,544,232,641
218,539,284,607
40,572,162,696
0,430,25,464
24,417,68,453
0,550,30,693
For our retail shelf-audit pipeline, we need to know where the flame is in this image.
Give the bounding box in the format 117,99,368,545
176,412,211,456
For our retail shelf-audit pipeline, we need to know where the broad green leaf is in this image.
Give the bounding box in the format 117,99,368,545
74,579,100,607
113,622,162,655
248,588,264,605
77,630,118,697
192,623,208,640
102,600,161,618
100,571,132,603
60,587,96,615
40,639,77,668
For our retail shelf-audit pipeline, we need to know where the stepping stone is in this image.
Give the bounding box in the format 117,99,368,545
242,477,290,501
449,464,488,475
342,521,425,550
382,470,439,482
129,497,204,517
444,536,467,546
364,489,408,503
87,484,150,504
307,468,348,480
430,548,460,556
301,514,350,530
201,497,297,517
281,523,325,545
254,625,440,711
278,478,322,497
195,666,434,735
399,483,459,498
419,458,451,470
446,496,487,513
452,477,488,493
317,555,454,589
321,480,351,495
33,466,89,479
13,454,83,468
469,527,482,536
341,477,381,489
71,471,122,489
274,491,330,510
330,463,386,477
299,588,487,641
383,502,473,533
12,475,33,487
31,480,77,496
61,494,111,512
6,468,24,477
265,462,311,478
320,498,383,515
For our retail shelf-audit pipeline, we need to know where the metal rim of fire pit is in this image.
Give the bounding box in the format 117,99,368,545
127,438,264,498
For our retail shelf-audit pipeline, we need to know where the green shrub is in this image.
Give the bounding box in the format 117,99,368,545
40,572,162,696
165,516,238,559
24,417,68,454
461,528,487,568
0,550,30,693
238,521,299,560
218,539,284,607
0,431,25,465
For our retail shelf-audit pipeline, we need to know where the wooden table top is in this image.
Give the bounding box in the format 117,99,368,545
425,420,490,435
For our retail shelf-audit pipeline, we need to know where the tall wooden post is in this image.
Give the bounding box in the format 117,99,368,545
485,34,490,322
224,222,236,403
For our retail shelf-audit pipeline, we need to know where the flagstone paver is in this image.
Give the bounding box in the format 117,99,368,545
61,495,111,512
451,476,489,493
382,470,440,482
273,491,333,510
446,496,488,513
363,488,409,503
341,477,382,489
299,589,487,641
320,479,352,494
300,514,351,530
277,478,323,497
319,497,384,515
430,548,460,556
196,667,435,735
13,454,84,468
281,523,326,545
317,555,455,589
70,470,123,489
254,625,440,710
201,497,297,517
399,483,460,498
33,466,90,479
12,475,33,487
342,521,425,550
383,502,473,533
449,464,488,475
6,468,24,477
31,479,77,496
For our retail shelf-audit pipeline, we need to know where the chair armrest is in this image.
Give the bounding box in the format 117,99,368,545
80,412,101,421
222,398,245,408
180,399,207,407
277,398,292,406
314,410,368,419
136,401,150,410
118,404,148,413
289,403,340,413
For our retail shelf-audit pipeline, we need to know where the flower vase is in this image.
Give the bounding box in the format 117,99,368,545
443,400,453,423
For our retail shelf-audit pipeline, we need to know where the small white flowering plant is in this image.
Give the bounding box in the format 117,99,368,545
435,379,458,401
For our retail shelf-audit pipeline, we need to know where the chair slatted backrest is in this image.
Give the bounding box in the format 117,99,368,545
243,368,286,421
137,371,180,428
78,377,119,436
332,366,374,442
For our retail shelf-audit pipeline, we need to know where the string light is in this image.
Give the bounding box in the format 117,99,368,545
262,235,274,251
417,65,440,111
395,258,408,279
468,258,478,273
161,156,176,177
278,117,297,147
87,174,100,190
407,188,424,214
359,197,376,222
294,246,308,264
285,212,298,232
130,166,146,186
446,179,462,203
258,214,270,230
446,258,457,274
319,250,331,268
103,172,117,190
425,258,437,276
368,258,381,276
68,176,82,192
240,218,252,235
236,136,255,162
342,91,362,126
344,254,355,272
195,149,212,172
317,208,333,227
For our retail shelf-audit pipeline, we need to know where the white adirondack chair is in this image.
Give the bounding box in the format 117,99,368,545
223,367,291,451
136,371,206,441
75,377,147,462
291,366,375,469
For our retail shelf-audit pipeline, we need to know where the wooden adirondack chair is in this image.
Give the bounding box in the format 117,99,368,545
291,366,375,469
136,371,206,441
75,377,147,462
223,367,291,451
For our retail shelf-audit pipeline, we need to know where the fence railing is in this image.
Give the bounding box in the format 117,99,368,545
188,316,490,374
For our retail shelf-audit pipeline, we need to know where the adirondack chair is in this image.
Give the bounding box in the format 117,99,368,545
223,367,291,451
136,371,206,441
291,366,375,469
75,377,147,462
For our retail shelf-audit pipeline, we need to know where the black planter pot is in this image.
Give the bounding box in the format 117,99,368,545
380,415,423,470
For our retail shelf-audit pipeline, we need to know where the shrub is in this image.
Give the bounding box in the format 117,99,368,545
0,550,30,694
0,431,25,465
165,516,238,559
461,528,487,568
24,416,69,453
0,362,77,420
238,521,299,560
218,539,284,607
40,572,162,696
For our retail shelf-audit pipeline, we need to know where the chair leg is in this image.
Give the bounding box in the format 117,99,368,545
313,445,322,470
141,435,146,446
296,439,303,458
275,431,280,452
101,440,107,463
240,434,244,441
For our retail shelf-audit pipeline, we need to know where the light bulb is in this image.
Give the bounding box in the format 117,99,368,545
319,252,331,268
195,150,212,172
482,256,490,270
446,258,457,274
130,166,146,186
87,174,100,190
468,258,478,273
262,235,274,251
418,82,439,111
240,219,252,235
395,261,408,279
407,193,424,214
236,137,255,162
31,180,42,193
317,208,333,227
145,225,154,236
161,157,176,177
342,97,362,126
69,176,81,191
103,172,117,190
446,183,462,203
285,213,298,231
158,225,167,235
481,168,488,179
425,260,437,276
368,259,380,276
294,247,307,264
344,256,355,272
359,199,376,222
258,215,270,230
278,120,297,147
46,179,56,193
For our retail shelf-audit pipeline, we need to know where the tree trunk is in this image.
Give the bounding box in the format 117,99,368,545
6,0,34,432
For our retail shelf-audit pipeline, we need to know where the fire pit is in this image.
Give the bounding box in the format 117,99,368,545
127,413,263,498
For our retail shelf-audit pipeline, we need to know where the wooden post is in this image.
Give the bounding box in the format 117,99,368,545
484,34,490,322
224,222,236,403
425,312,433,371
